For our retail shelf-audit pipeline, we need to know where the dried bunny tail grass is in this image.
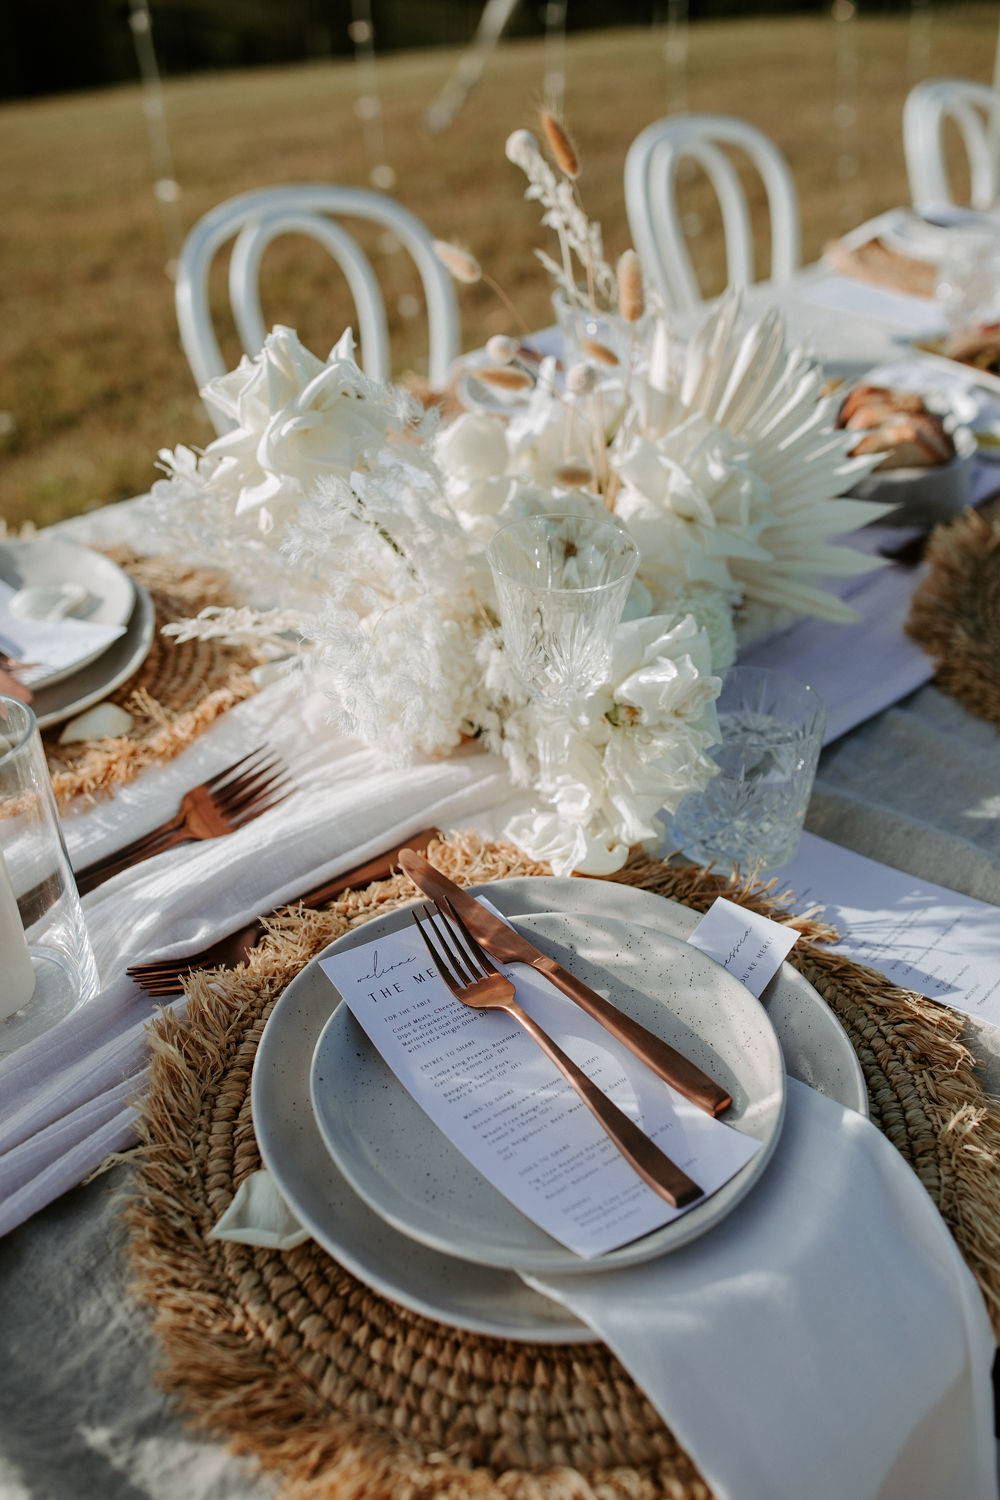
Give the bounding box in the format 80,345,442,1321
476,365,534,391
432,239,481,285
617,249,644,323
485,334,519,364
566,362,597,395
540,111,580,179
554,462,595,488
581,338,619,367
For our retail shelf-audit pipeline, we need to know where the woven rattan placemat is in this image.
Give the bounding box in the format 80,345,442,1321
907,500,1000,730
126,835,1000,1500
43,549,260,805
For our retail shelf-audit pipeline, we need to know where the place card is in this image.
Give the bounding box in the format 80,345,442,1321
688,898,800,998
319,921,759,1260
0,580,125,687
775,831,1000,1027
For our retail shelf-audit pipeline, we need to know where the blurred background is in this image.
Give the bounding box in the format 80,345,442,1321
1,0,997,529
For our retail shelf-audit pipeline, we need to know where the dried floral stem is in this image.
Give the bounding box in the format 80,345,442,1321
481,273,532,336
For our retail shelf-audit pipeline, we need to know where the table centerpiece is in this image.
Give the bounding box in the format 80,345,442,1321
144,117,888,875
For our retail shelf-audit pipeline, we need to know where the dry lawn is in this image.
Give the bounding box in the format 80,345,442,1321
1,10,997,527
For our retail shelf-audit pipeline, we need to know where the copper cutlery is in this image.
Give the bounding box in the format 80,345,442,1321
127,827,441,995
399,848,732,1118
412,899,703,1209
76,747,293,896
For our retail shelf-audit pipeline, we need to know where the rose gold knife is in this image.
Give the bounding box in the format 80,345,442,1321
399,849,732,1118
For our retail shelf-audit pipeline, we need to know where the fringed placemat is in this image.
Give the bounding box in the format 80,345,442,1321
44,548,261,805
906,500,1000,729
125,835,1000,1500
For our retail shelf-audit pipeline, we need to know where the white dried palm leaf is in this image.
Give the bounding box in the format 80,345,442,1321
676,297,893,628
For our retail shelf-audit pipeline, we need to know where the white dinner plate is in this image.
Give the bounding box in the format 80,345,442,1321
32,582,156,730
252,876,867,1341
0,538,135,690
310,910,785,1276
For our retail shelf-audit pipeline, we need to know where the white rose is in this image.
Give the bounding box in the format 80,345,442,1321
200,327,396,515
436,412,510,479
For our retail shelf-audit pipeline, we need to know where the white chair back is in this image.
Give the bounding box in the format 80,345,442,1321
903,79,1000,212
175,185,461,433
625,115,800,314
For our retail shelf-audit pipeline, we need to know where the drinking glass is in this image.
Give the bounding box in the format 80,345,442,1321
552,289,650,368
0,694,99,1058
935,227,1000,329
486,513,639,706
669,666,826,874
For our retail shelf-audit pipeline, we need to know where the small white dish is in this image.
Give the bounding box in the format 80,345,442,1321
0,539,135,690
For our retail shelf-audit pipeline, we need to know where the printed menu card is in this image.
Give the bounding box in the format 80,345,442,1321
319,916,759,1259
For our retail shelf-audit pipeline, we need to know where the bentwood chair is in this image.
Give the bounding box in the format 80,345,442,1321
175,185,461,434
903,79,1000,213
624,115,800,315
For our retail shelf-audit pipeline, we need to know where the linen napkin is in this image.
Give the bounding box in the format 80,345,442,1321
0,670,515,1236
527,1078,997,1500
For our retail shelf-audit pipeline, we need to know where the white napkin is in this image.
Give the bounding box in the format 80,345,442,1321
527,1079,997,1500
0,578,125,687
208,1170,310,1249
0,671,515,1236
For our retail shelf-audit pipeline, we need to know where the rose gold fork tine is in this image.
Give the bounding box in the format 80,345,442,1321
439,898,497,980
212,759,281,810
218,764,288,813
413,906,463,993
228,784,294,830
205,747,270,791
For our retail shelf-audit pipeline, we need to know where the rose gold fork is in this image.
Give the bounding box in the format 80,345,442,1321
412,899,703,1209
75,748,294,895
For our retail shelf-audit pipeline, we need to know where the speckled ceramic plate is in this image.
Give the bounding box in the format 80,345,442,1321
310,910,785,1276
253,876,865,1340
31,583,156,730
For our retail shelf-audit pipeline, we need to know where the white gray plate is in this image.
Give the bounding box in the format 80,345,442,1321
0,538,135,689
311,910,785,1276
32,583,155,730
252,876,866,1341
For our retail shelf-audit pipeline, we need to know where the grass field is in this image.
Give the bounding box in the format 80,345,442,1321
1,9,997,528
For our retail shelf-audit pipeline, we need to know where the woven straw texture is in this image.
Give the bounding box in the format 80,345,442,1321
907,500,1000,729
126,835,1000,1500
43,549,260,805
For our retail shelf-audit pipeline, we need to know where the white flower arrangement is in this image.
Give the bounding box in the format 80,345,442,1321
144,118,890,875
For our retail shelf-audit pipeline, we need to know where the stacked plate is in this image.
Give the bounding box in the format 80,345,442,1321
252,875,868,1343
0,538,156,730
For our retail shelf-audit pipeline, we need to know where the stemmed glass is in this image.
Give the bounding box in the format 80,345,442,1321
486,513,639,708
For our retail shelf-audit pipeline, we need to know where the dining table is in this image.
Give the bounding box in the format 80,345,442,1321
2,240,1000,1500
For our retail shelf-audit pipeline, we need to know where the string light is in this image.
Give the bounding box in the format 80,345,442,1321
424,0,520,134
543,1,569,116
127,0,182,276
831,0,862,228
908,0,932,80
348,3,395,190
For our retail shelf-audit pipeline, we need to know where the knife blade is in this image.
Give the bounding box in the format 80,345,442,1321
399,849,732,1118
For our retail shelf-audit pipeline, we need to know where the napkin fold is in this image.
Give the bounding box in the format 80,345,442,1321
208,1170,310,1249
